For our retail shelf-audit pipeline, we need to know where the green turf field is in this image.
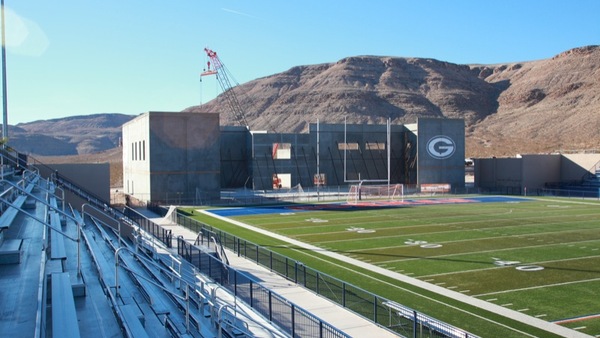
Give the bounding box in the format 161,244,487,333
192,196,600,337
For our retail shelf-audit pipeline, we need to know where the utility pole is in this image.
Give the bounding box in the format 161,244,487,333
1,0,8,141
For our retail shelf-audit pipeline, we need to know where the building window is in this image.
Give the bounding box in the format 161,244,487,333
338,142,359,150
366,142,385,150
142,140,146,161
272,143,292,159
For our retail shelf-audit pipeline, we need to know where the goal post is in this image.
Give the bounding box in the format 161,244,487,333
347,183,404,204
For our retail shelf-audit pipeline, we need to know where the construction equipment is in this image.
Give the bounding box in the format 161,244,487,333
201,48,249,128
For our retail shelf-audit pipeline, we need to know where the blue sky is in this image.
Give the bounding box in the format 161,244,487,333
4,1,599,125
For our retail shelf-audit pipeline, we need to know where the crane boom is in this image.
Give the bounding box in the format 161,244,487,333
201,48,249,127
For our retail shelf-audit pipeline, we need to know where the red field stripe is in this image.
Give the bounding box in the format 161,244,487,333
553,313,600,324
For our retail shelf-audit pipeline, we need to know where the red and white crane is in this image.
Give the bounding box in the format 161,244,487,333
201,47,249,128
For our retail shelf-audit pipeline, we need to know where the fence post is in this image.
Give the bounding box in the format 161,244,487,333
373,295,377,322
233,269,237,296
268,290,272,321
250,280,254,307
413,310,418,338
316,271,320,295
342,282,346,307
291,303,296,337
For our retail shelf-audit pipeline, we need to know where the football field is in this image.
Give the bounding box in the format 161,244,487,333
202,195,600,337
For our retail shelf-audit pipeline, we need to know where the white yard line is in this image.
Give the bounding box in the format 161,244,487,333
475,277,600,297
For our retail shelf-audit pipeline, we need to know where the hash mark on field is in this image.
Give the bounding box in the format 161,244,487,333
518,308,529,312
501,303,513,307
573,326,586,330
447,286,458,289
486,298,497,302
435,282,446,286
460,290,470,293
535,314,547,318
423,279,434,282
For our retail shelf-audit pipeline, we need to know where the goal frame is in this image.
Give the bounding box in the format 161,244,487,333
347,182,404,204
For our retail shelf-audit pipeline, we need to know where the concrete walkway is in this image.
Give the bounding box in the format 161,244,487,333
201,210,593,338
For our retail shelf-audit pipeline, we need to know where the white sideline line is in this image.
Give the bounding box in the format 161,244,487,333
475,277,600,297
533,197,600,206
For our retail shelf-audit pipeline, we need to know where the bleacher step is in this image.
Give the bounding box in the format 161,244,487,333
0,239,23,264
70,271,86,297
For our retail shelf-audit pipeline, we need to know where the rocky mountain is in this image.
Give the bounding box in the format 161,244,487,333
7,46,599,159
7,113,135,156
186,45,600,157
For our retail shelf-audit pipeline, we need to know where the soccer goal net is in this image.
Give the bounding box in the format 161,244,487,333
347,183,404,204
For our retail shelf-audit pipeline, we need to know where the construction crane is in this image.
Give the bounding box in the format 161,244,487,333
201,47,249,128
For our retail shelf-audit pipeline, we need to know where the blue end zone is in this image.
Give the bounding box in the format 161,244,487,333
207,196,531,217
207,207,312,217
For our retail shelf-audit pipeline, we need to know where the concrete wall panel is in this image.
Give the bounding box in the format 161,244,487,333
417,118,465,190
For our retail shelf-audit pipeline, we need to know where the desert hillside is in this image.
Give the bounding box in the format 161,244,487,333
186,45,600,157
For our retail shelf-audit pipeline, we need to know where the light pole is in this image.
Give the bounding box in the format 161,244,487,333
1,0,8,141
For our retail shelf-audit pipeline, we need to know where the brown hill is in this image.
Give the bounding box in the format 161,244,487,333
186,45,600,157
8,113,134,156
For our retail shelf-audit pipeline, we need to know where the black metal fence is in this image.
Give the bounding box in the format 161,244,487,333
175,212,479,338
175,232,349,338
124,207,173,248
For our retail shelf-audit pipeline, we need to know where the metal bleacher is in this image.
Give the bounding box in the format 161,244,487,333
545,160,600,197
0,149,302,337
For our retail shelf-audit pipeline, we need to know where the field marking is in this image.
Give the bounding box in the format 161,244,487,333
553,313,600,324
289,205,600,240
377,240,600,267
419,254,600,279
305,212,600,240
474,277,600,297
313,219,600,252
204,210,585,338
533,197,600,206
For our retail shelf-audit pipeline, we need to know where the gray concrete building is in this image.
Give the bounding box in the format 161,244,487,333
123,112,466,203
122,112,221,204
474,153,600,195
